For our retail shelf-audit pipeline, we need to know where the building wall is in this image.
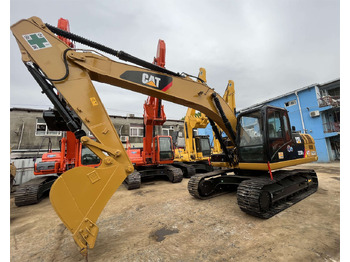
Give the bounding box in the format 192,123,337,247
10,108,63,151
10,108,184,159
10,108,184,184
265,87,332,162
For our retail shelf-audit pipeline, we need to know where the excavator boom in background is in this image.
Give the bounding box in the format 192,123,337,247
11,17,318,256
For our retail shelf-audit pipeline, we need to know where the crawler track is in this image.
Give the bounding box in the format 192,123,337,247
124,171,141,190
188,169,233,199
14,176,57,207
237,169,318,218
188,168,318,218
165,165,183,183
172,162,196,178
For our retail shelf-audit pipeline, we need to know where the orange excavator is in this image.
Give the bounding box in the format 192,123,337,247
15,130,101,206
124,40,194,189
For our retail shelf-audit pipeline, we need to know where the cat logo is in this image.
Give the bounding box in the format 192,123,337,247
120,70,173,91
142,73,161,88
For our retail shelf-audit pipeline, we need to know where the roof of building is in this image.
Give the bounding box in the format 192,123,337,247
10,107,45,113
238,78,340,113
318,78,340,90
10,107,184,123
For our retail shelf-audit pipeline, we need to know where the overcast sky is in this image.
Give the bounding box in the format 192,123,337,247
10,0,340,120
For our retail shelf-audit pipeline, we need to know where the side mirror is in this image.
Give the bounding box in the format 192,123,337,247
292,126,296,132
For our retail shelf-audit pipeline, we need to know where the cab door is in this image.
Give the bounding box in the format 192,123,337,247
266,107,294,162
154,136,174,164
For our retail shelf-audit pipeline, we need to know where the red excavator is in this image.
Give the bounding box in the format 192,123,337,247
124,40,196,189
34,131,100,176
14,130,101,207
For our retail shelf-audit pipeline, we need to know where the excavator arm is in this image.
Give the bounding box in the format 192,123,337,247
142,39,167,161
11,17,237,255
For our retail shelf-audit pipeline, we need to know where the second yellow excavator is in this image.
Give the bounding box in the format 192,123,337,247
174,68,213,173
11,16,319,256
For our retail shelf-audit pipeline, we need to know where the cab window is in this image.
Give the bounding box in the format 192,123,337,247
239,114,263,146
159,137,173,160
268,111,282,139
283,113,291,141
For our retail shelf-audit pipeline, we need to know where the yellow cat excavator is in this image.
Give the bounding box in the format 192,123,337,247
175,69,235,171
11,17,318,256
174,68,213,173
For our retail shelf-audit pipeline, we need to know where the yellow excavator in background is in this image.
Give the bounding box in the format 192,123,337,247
175,69,236,171
174,68,213,173
11,17,318,256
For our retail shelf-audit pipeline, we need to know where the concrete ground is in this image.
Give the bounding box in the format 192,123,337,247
10,162,340,261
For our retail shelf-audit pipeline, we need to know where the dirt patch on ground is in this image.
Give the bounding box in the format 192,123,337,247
10,162,340,261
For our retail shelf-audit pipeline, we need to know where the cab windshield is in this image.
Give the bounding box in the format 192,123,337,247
238,110,264,162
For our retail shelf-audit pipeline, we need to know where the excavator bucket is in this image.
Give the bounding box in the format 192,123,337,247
50,163,128,254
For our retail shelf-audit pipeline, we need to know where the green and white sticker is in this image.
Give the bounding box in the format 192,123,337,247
23,33,52,50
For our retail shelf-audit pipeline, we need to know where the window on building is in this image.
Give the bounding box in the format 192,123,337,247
35,118,62,136
162,128,170,136
285,100,297,107
328,87,340,97
130,126,143,137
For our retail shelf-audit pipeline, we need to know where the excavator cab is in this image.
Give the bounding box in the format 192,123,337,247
237,105,309,163
154,135,174,163
194,135,211,158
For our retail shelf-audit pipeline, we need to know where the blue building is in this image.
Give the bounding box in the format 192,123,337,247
198,78,340,162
